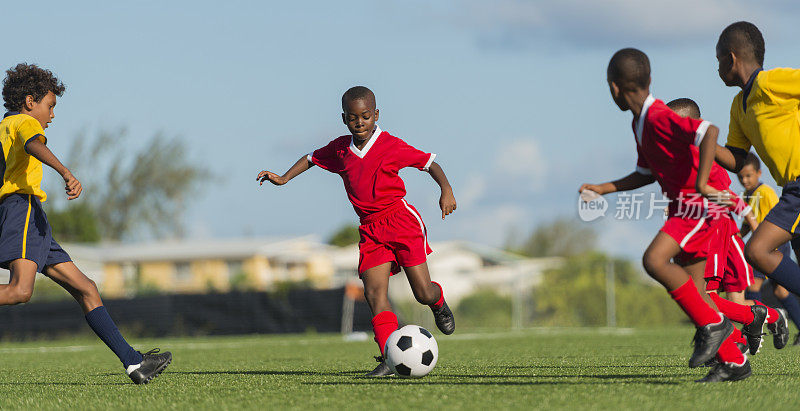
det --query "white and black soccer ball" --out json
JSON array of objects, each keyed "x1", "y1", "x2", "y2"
[{"x1": 384, "y1": 325, "x2": 438, "y2": 378}]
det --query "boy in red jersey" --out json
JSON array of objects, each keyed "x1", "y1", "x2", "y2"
[
  {"x1": 666, "y1": 98, "x2": 788, "y2": 356},
  {"x1": 580, "y1": 49, "x2": 750, "y2": 382},
  {"x1": 258, "y1": 86, "x2": 456, "y2": 377}
]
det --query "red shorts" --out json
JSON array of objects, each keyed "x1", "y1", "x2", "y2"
[
  {"x1": 661, "y1": 214, "x2": 754, "y2": 293},
  {"x1": 357, "y1": 199, "x2": 432, "y2": 276}
]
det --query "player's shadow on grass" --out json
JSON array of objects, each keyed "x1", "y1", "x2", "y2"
[
  {"x1": 0, "y1": 381, "x2": 129, "y2": 386},
  {"x1": 501, "y1": 364, "x2": 687, "y2": 369},
  {"x1": 170, "y1": 370, "x2": 365, "y2": 377},
  {"x1": 306, "y1": 379, "x2": 681, "y2": 386}
]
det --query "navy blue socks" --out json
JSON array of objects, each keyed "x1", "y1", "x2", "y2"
[
  {"x1": 745, "y1": 290, "x2": 762, "y2": 301},
  {"x1": 779, "y1": 294, "x2": 800, "y2": 330},
  {"x1": 85, "y1": 306, "x2": 143, "y2": 368},
  {"x1": 767, "y1": 253, "x2": 800, "y2": 296}
]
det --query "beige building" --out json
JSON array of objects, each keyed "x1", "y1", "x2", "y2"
[{"x1": 66, "y1": 236, "x2": 336, "y2": 298}]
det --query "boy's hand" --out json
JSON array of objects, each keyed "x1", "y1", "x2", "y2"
[
  {"x1": 439, "y1": 187, "x2": 457, "y2": 220},
  {"x1": 579, "y1": 183, "x2": 606, "y2": 198},
  {"x1": 257, "y1": 170, "x2": 288, "y2": 186},
  {"x1": 63, "y1": 172, "x2": 82, "y2": 200},
  {"x1": 697, "y1": 184, "x2": 734, "y2": 207}
]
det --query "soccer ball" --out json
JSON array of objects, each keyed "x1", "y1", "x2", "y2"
[{"x1": 384, "y1": 325, "x2": 438, "y2": 378}]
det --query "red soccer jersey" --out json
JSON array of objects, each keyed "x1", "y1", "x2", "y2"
[
  {"x1": 309, "y1": 126, "x2": 436, "y2": 219},
  {"x1": 633, "y1": 95, "x2": 735, "y2": 215}
]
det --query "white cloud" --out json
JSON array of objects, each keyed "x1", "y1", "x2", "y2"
[
  {"x1": 458, "y1": 175, "x2": 489, "y2": 208},
  {"x1": 453, "y1": 0, "x2": 794, "y2": 49},
  {"x1": 494, "y1": 139, "x2": 547, "y2": 190}
]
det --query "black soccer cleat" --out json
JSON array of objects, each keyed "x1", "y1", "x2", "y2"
[
  {"x1": 127, "y1": 348, "x2": 172, "y2": 385},
  {"x1": 767, "y1": 308, "x2": 790, "y2": 349},
  {"x1": 689, "y1": 317, "x2": 733, "y2": 368},
  {"x1": 794, "y1": 333, "x2": 800, "y2": 346},
  {"x1": 695, "y1": 359, "x2": 752, "y2": 383},
  {"x1": 431, "y1": 300, "x2": 455, "y2": 335},
  {"x1": 365, "y1": 356, "x2": 394, "y2": 377},
  {"x1": 741, "y1": 304, "x2": 768, "y2": 355}
]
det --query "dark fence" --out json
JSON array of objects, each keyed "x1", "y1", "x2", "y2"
[{"x1": 0, "y1": 288, "x2": 374, "y2": 340}]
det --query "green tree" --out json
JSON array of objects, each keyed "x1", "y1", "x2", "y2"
[
  {"x1": 47, "y1": 127, "x2": 208, "y2": 241},
  {"x1": 46, "y1": 202, "x2": 100, "y2": 243},
  {"x1": 328, "y1": 224, "x2": 360, "y2": 247},
  {"x1": 514, "y1": 217, "x2": 597, "y2": 257},
  {"x1": 532, "y1": 252, "x2": 685, "y2": 327}
]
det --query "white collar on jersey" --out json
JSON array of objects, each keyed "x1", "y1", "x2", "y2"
[
  {"x1": 349, "y1": 125, "x2": 382, "y2": 158},
  {"x1": 635, "y1": 94, "x2": 656, "y2": 146}
]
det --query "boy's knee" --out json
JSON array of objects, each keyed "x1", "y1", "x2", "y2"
[
  {"x1": 744, "y1": 241, "x2": 764, "y2": 266},
  {"x1": 641, "y1": 252, "x2": 661, "y2": 275}
]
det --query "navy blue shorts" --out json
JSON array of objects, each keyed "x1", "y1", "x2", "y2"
[
  {"x1": 765, "y1": 177, "x2": 800, "y2": 234},
  {"x1": 0, "y1": 193, "x2": 71, "y2": 272}
]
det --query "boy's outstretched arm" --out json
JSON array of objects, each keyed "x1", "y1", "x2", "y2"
[
  {"x1": 696, "y1": 125, "x2": 733, "y2": 206},
  {"x1": 257, "y1": 155, "x2": 314, "y2": 186},
  {"x1": 579, "y1": 171, "x2": 655, "y2": 196},
  {"x1": 25, "y1": 140, "x2": 82, "y2": 200},
  {"x1": 715, "y1": 145, "x2": 748, "y2": 173},
  {"x1": 427, "y1": 162, "x2": 456, "y2": 219}
]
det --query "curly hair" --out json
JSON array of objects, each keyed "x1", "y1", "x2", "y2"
[{"x1": 2, "y1": 63, "x2": 65, "y2": 111}]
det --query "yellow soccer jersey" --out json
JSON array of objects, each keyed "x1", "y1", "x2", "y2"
[
  {"x1": 0, "y1": 113, "x2": 48, "y2": 201},
  {"x1": 747, "y1": 183, "x2": 779, "y2": 224},
  {"x1": 726, "y1": 68, "x2": 800, "y2": 186}
]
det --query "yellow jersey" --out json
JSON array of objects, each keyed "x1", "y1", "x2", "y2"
[
  {"x1": 746, "y1": 183, "x2": 779, "y2": 224},
  {"x1": 726, "y1": 68, "x2": 800, "y2": 186},
  {"x1": 0, "y1": 112, "x2": 48, "y2": 201}
]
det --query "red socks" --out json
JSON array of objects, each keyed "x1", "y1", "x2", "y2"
[
  {"x1": 715, "y1": 330, "x2": 747, "y2": 366},
  {"x1": 429, "y1": 282, "x2": 444, "y2": 309},
  {"x1": 669, "y1": 279, "x2": 722, "y2": 327},
  {"x1": 708, "y1": 292, "x2": 755, "y2": 324},
  {"x1": 732, "y1": 327, "x2": 747, "y2": 347},
  {"x1": 754, "y1": 300, "x2": 780, "y2": 324},
  {"x1": 371, "y1": 311, "x2": 398, "y2": 355}
]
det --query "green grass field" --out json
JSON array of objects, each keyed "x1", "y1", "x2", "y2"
[{"x1": 1, "y1": 327, "x2": 799, "y2": 410}]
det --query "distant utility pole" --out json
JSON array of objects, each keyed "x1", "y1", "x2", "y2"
[{"x1": 606, "y1": 260, "x2": 616, "y2": 328}]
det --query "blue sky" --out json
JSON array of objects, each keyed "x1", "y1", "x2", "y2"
[{"x1": 3, "y1": 0, "x2": 799, "y2": 258}]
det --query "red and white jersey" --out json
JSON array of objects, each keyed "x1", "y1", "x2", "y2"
[
  {"x1": 633, "y1": 95, "x2": 737, "y2": 217},
  {"x1": 309, "y1": 126, "x2": 436, "y2": 219}
]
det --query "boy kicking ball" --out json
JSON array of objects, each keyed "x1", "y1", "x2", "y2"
[
  {"x1": 580, "y1": 49, "x2": 750, "y2": 382},
  {"x1": 0, "y1": 63, "x2": 171, "y2": 384},
  {"x1": 258, "y1": 86, "x2": 456, "y2": 377}
]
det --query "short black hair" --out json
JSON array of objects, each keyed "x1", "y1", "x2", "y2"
[
  {"x1": 2, "y1": 63, "x2": 65, "y2": 112},
  {"x1": 718, "y1": 21, "x2": 765, "y2": 66},
  {"x1": 341, "y1": 86, "x2": 375, "y2": 111},
  {"x1": 743, "y1": 151, "x2": 761, "y2": 171},
  {"x1": 666, "y1": 98, "x2": 701, "y2": 119},
  {"x1": 607, "y1": 48, "x2": 650, "y2": 91}
]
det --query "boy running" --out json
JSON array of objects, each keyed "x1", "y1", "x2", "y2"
[
  {"x1": 667, "y1": 98, "x2": 788, "y2": 353},
  {"x1": 0, "y1": 63, "x2": 171, "y2": 384},
  {"x1": 580, "y1": 49, "x2": 750, "y2": 382},
  {"x1": 737, "y1": 152, "x2": 798, "y2": 346},
  {"x1": 258, "y1": 86, "x2": 456, "y2": 377},
  {"x1": 711, "y1": 21, "x2": 800, "y2": 314}
]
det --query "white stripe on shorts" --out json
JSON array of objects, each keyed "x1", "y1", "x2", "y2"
[{"x1": 401, "y1": 199, "x2": 427, "y2": 256}]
